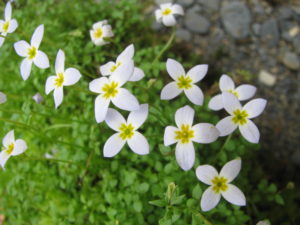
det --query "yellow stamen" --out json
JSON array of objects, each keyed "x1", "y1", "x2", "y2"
[
  {"x1": 27, "y1": 46, "x2": 37, "y2": 60},
  {"x1": 211, "y1": 176, "x2": 228, "y2": 193},
  {"x1": 2, "y1": 21, "x2": 10, "y2": 33},
  {"x1": 228, "y1": 89, "x2": 239, "y2": 98},
  {"x1": 232, "y1": 109, "x2": 248, "y2": 125},
  {"x1": 162, "y1": 8, "x2": 172, "y2": 16},
  {"x1": 6, "y1": 143, "x2": 14, "y2": 155},
  {"x1": 102, "y1": 81, "x2": 119, "y2": 99},
  {"x1": 55, "y1": 73, "x2": 64, "y2": 88},
  {"x1": 110, "y1": 62, "x2": 121, "y2": 73},
  {"x1": 177, "y1": 75, "x2": 193, "y2": 90},
  {"x1": 119, "y1": 123, "x2": 135, "y2": 140},
  {"x1": 94, "y1": 28, "x2": 103, "y2": 39},
  {"x1": 175, "y1": 124, "x2": 194, "y2": 144}
]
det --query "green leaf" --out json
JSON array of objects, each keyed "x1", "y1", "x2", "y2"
[{"x1": 149, "y1": 199, "x2": 166, "y2": 207}]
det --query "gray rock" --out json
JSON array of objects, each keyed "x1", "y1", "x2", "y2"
[
  {"x1": 176, "y1": 28, "x2": 192, "y2": 42},
  {"x1": 258, "y1": 70, "x2": 277, "y2": 86},
  {"x1": 260, "y1": 18, "x2": 279, "y2": 47},
  {"x1": 281, "y1": 51, "x2": 300, "y2": 70},
  {"x1": 278, "y1": 7, "x2": 294, "y2": 20},
  {"x1": 252, "y1": 23, "x2": 261, "y2": 36},
  {"x1": 220, "y1": 2, "x2": 252, "y2": 39},
  {"x1": 293, "y1": 34, "x2": 300, "y2": 54},
  {"x1": 155, "y1": 0, "x2": 171, "y2": 4},
  {"x1": 279, "y1": 20, "x2": 299, "y2": 42},
  {"x1": 177, "y1": 0, "x2": 194, "y2": 7},
  {"x1": 198, "y1": 0, "x2": 220, "y2": 12},
  {"x1": 184, "y1": 12, "x2": 210, "y2": 34}
]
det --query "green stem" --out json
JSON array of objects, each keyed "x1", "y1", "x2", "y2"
[
  {"x1": 189, "y1": 208, "x2": 214, "y2": 225},
  {"x1": 219, "y1": 133, "x2": 233, "y2": 152},
  {"x1": 23, "y1": 155, "x2": 75, "y2": 164},
  {"x1": 153, "y1": 27, "x2": 176, "y2": 63}
]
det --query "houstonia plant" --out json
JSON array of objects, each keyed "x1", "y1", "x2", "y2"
[{"x1": 0, "y1": 1, "x2": 272, "y2": 224}]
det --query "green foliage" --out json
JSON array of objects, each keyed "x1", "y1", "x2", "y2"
[{"x1": 0, "y1": 0, "x2": 294, "y2": 224}]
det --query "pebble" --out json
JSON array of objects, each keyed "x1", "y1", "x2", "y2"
[
  {"x1": 260, "y1": 18, "x2": 279, "y2": 47},
  {"x1": 176, "y1": 28, "x2": 192, "y2": 41},
  {"x1": 177, "y1": 0, "x2": 194, "y2": 7},
  {"x1": 184, "y1": 12, "x2": 210, "y2": 34},
  {"x1": 198, "y1": 0, "x2": 220, "y2": 12},
  {"x1": 258, "y1": 70, "x2": 277, "y2": 86},
  {"x1": 281, "y1": 51, "x2": 300, "y2": 70}
]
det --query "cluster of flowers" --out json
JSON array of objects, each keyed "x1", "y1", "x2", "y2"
[{"x1": 0, "y1": 1, "x2": 267, "y2": 214}]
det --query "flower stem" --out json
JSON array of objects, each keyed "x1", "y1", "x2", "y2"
[
  {"x1": 23, "y1": 155, "x2": 76, "y2": 164},
  {"x1": 189, "y1": 208, "x2": 214, "y2": 225},
  {"x1": 219, "y1": 133, "x2": 233, "y2": 152},
  {"x1": 153, "y1": 27, "x2": 176, "y2": 63}
]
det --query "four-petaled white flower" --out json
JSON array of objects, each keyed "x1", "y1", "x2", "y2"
[
  {"x1": 90, "y1": 20, "x2": 114, "y2": 46},
  {"x1": 14, "y1": 24, "x2": 50, "y2": 80},
  {"x1": 155, "y1": 3, "x2": 184, "y2": 27},
  {"x1": 100, "y1": 44, "x2": 144, "y2": 82},
  {"x1": 209, "y1": 74, "x2": 257, "y2": 111},
  {"x1": 89, "y1": 61, "x2": 139, "y2": 123},
  {"x1": 0, "y1": 2, "x2": 18, "y2": 47},
  {"x1": 196, "y1": 158, "x2": 246, "y2": 211},
  {"x1": 164, "y1": 105, "x2": 219, "y2": 171},
  {"x1": 161, "y1": 59, "x2": 208, "y2": 105},
  {"x1": 45, "y1": 49, "x2": 81, "y2": 108},
  {"x1": 0, "y1": 91, "x2": 7, "y2": 104},
  {"x1": 216, "y1": 92, "x2": 267, "y2": 143},
  {"x1": 0, "y1": 130, "x2": 27, "y2": 169},
  {"x1": 104, "y1": 104, "x2": 149, "y2": 157}
]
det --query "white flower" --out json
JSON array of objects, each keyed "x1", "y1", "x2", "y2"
[
  {"x1": 0, "y1": 2, "x2": 18, "y2": 47},
  {"x1": 14, "y1": 24, "x2": 50, "y2": 80},
  {"x1": 161, "y1": 59, "x2": 208, "y2": 105},
  {"x1": 100, "y1": 44, "x2": 144, "y2": 82},
  {"x1": 155, "y1": 3, "x2": 184, "y2": 27},
  {"x1": 45, "y1": 49, "x2": 81, "y2": 108},
  {"x1": 196, "y1": 158, "x2": 246, "y2": 211},
  {"x1": 216, "y1": 92, "x2": 267, "y2": 143},
  {"x1": 0, "y1": 130, "x2": 27, "y2": 169},
  {"x1": 0, "y1": 92, "x2": 7, "y2": 104},
  {"x1": 89, "y1": 61, "x2": 139, "y2": 123},
  {"x1": 90, "y1": 20, "x2": 113, "y2": 46},
  {"x1": 104, "y1": 104, "x2": 149, "y2": 157},
  {"x1": 164, "y1": 105, "x2": 219, "y2": 171},
  {"x1": 209, "y1": 74, "x2": 257, "y2": 111}
]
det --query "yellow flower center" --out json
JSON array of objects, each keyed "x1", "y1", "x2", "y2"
[
  {"x1": 211, "y1": 176, "x2": 228, "y2": 193},
  {"x1": 232, "y1": 109, "x2": 248, "y2": 125},
  {"x1": 94, "y1": 28, "x2": 103, "y2": 39},
  {"x1": 175, "y1": 124, "x2": 194, "y2": 144},
  {"x1": 177, "y1": 75, "x2": 193, "y2": 90},
  {"x1": 2, "y1": 21, "x2": 10, "y2": 33},
  {"x1": 55, "y1": 73, "x2": 64, "y2": 88},
  {"x1": 102, "y1": 81, "x2": 119, "y2": 99},
  {"x1": 6, "y1": 143, "x2": 14, "y2": 155},
  {"x1": 119, "y1": 123, "x2": 135, "y2": 140},
  {"x1": 27, "y1": 46, "x2": 37, "y2": 60},
  {"x1": 110, "y1": 62, "x2": 121, "y2": 73},
  {"x1": 228, "y1": 89, "x2": 239, "y2": 98},
  {"x1": 162, "y1": 8, "x2": 172, "y2": 16}
]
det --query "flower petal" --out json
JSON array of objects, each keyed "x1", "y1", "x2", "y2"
[
  {"x1": 0, "y1": 92, "x2": 7, "y2": 104},
  {"x1": 166, "y1": 58, "x2": 185, "y2": 80},
  {"x1": 20, "y1": 58, "x2": 33, "y2": 81},
  {"x1": 55, "y1": 49, "x2": 65, "y2": 74},
  {"x1": 184, "y1": 85, "x2": 204, "y2": 106},
  {"x1": 111, "y1": 88, "x2": 139, "y2": 111},
  {"x1": 239, "y1": 119, "x2": 260, "y2": 143},
  {"x1": 54, "y1": 87, "x2": 63, "y2": 108},
  {"x1": 196, "y1": 165, "x2": 218, "y2": 185},
  {"x1": 243, "y1": 99, "x2": 267, "y2": 119},
  {"x1": 11, "y1": 139, "x2": 27, "y2": 156},
  {"x1": 5, "y1": 2, "x2": 12, "y2": 21},
  {"x1": 3, "y1": 130, "x2": 14, "y2": 148},
  {"x1": 235, "y1": 84, "x2": 257, "y2": 101},
  {"x1": 175, "y1": 105, "x2": 194, "y2": 127},
  {"x1": 155, "y1": 9, "x2": 162, "y2": 21},
  {"x1": 33, "y1": 50, "x2": 49, "y2": 69},
  {"x1": 8, "y1": 19, "x2": 18, "y2": 33},
  {"x1": 110, "y1": 60, "x2": 134, "y2": 87},
  {"x1": 175, "y1": 142, "x2": 195, "y2": 171},
  {"x1": 31, "y1": 24, "x2": 44, "y2": 48},
  {"x1": 45, "y1": 76, "x2": 56, "y2": 94},
  {"x1": 105, "y1": 108, "x2": 126, "y2": 131},
  {"x1": 128, "y1": 131, "x2": 149, "y2": 155},
  {"x1": 102, "y1": 25, "x2": 114, "y2": 37},
  {"x1": 14, "y1": 40, "x2": 30, "y2": 57},
  {"x1": 222, "y1": 92, "x2": 242, "y2": 115},
  {"x1": 0, "y1": 37, "x2": 5, "y2": 47},
  {"x1": 117, "y1": 44, "x2": 134, "y2": 62},
  {"x1": 216, "y1": 116, "x2": 237, "y2": 136},
  {"x1": 171, "y1": 4, "x2": 184, "y2": 15},
  {"x1": 160, "y1": 81, "x2": 182, "y2": 100},
  {"x1": 192, "y1": 123, "x2": 220, "y2": 144},
  {"x1": 187, "y1": 64, "x2": 208, "y2": 83},
  {"x1": 95, "y1": 95, "x2": 110, "y2": 123},
  {"x1": 0, "y1": 151, "x2": 10, "y2": 169},
  {"x1": 222, "y1": 184, "x2": 246, "y2": 206},
  {"x1": 220, "y1": 158, "x2": 241, "y2": 183},
  {"x1": 162, "y1": 14, "x2": 176, "y2": 26},
  {"x1": 100, "y1": 61, "x2": 115, "y2": 76},
  {"x1": 164, "y1": 126, "x2": 178, "y2": 146},
  {"x1": 103, "y1": 133, "x2": 126, "y2": 157},
  {"x1": 201, "y1": 187, "x2": 221, "y2": 212},
  {"x1": 127, "y1": 104, "x2": 148, "y2": 129},
  {"x1": 220, "y1": 74, "x2": 235, "y2": 91},
  {"x1": 63, "y1": 68, "x2": 81, "y2": 86},
  {"x1": 129, "y1": 67, "x2": 144, "y2": 82},
  {"x1": 208, "y1": 94, "x2": 223, "y2": 111},
  {"x1": 89, "y1": 77, "x2": 109, "y2": 94}
]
